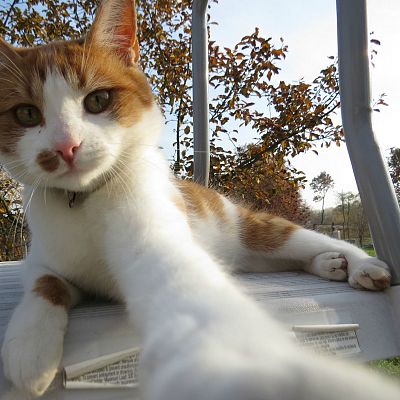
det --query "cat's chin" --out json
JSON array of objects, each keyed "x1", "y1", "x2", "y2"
[{"x1": 49, "y1": 168, "x2": 108, "y2": 193}]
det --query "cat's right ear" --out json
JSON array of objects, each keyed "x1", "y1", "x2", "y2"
[
  {"x1": 0, "y1": 38, "x2": 20, "y2": 63},
  {"x1": 0, "y1": 36, "x2": 17, "y2": 57},
  {"x1": 87, "y1": 0, "x2": 139, "y2": 66}
]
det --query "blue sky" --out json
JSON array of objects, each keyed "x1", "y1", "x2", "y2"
[{"x1": 160, "y1": 0, "x2": 400, "y2": 209}]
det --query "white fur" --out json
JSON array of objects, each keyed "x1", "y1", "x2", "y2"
[
  {"x1": 2, "y1": 294, "x2": 67, "y2": 396},
  {"x1": 1, "y1": 71, "x2": 399, "y2": 400}
]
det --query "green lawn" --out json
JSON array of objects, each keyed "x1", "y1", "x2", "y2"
[
  {"x1": 370, "y1": 357, "x2": 400, "y2": 379},
  {"x1": 364, "y1": 248, "x2": 376, "y2": 257},
  {"x1": 363, "y1": 247, "x2": 400, "y2": 378}
]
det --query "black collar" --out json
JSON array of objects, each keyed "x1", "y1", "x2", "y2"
[{"x1": 62, "y1": 174, "x2": 113, "y2": 208}]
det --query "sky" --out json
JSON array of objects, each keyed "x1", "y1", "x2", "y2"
[{"x1": 161, "y1": 0, "x2": 400, "y2": 209}]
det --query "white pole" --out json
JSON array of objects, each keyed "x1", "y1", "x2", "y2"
[
  {"x1": 192, "y1": 0, "x2": 210, "y2": 186},
  {"x1": 336, "y1": 0, "x2": 400, "y2": 283}
]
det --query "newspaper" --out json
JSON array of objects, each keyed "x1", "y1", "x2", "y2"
[
  {"x1": 63, "y1": 347, "x2": 140, "y2": 389},
  {"x1": 61, "y1": 323, "x2": 361, "y2": 389},
  {"x1": 292, "y1": 324, "x2": 361, "y2": 356}
]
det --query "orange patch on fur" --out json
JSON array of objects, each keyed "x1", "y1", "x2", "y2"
[
  {"x1": 36, "y1": 150, "x2": 60, "y2": 172},
  {"x1": 239, "y1": 208, "x2": 298, "y2": 252},
  {"x1": 173, "y1": 192, "x2": 187, "y2": 214},
  {"x1": 0, "y1": 119, "x2": 25, "y2": 154},
  {"x1": 33, "y1": 275, "x2": 71, "y2": 309},
  {"x1": 176, "y1": 180, "x2": 225, "y2": 220}
]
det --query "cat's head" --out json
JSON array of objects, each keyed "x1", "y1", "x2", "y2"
[{"x1": 0, "y1": 0, "x2": 161, "y2": 192}]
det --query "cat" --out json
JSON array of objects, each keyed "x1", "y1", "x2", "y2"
[{"x1": 0, "y1": 0, "x2": 398, "y2": 399}]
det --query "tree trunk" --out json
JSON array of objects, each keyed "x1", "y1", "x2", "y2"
[
  {"x1": 341, "y1": 195, "x2": 346, "y2": 239},
  {"x1": 320, "y1": 196, "x2": 325, "y2": 225}
]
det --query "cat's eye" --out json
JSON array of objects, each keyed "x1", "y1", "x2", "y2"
[
  {"x1": 14, "y1": 105, "x2": 42, "y2": 127},
  {"x1": 84, "y1": 89, "x2": 111, "y2": 114}
]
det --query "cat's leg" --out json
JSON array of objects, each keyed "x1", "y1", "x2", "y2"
[
  {"x1": 111, "y1": 235, "x2": 400, "y2": 400},
  {"x1": 294, "y1": 228, "x2": 390, "y2": 290},
  {"x1": 237, "y1": 211, "x2": 391, "y2": 290},
  {"x1": 1, "y1": 262, "x2": 81, "y2": 397}
]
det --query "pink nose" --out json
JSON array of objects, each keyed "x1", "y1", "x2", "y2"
[{"x1": 54, "y1": 140, "x2": 81, "y2": 166}]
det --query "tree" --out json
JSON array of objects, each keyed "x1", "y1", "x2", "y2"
[
  {"x1": 0, "y1": 168, "x2": 26, "y2": 261},
  {"x1": 310, "y1": 171, "x2": 334, "y2": 225},
  {"x1": 388, "y1": 147, "x2": 400, "y2": 202},
  {"x1": 212, "y1": 144, "x2": 310, "y2": 224},
  {"x1": 333, "y1": 192, "x2": 370, "y2": 246},
  {"x1": 336, "y1": 191, "x2": 356, "y2": 239},
  {"x1": 350, "y1": 196, "x2": 369, "y2": 247}
]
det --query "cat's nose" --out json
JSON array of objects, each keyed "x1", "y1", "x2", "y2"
[{"x1": 54, "y1": 140, "x2": 81, "y2": 166}]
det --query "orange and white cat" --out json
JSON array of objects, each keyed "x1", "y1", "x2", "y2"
[{"x1": 0, "y1": 0, "x2": 398, "y2": 399}]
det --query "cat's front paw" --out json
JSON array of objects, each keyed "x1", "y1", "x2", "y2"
[
  {"x1": 2, "y1": 297, "x2": 67, "y2": 397},
  {"x1": 2, "y1": 335, "x2": 60, "y2": 397},
  {"x1": 348, "y1": 257, "x2": 391, "y2": 291},
  {"x1": 309, "y1": 252, "x2": 348, "y2": 281},
  {"x1": 144, "y1": 339, "x2": 294, "y2": 400}
]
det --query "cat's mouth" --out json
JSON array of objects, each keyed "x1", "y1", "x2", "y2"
[
  {"x1": 45, "y1": 154, "x2": 116, "y2": 193},
  {"x1": 59, "y1": 165, "x2": 83, "y2": 176}
]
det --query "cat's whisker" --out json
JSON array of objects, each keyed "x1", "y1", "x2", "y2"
[
  {"x1": 0, "y1": 53, "x2": 26, "y2": 84},
  {"x1": 2, "y1": 162, "x2": 30, "y2": 174},
  {"x1": 5, "y1": 164, "x2": 31, "y2": 183},
  {"x1": 80, "y1": 36, "x2": 88, "y2": 77},
  {"x1": 110, "y1": 166, "x2": 133, "y2": 200},
  {"x1": 0, "y1": 49, "x2": 25, "y2": 77},
  {"x1": 0, "y1": 59, "x2": 26, "y2": 86},
  {"x1": 81, "y1": 34, "x2": 97, "y2": 84},
  {"x1": 101, "y1": 170, "x2": 111, "y2": 199},
  {"x1": 108, "y1": 165, "x2": 133, "y2": 203},
  {"x1": 105, "y1": 167, "x2": 124, "y2": 201},
  {"x1": 43, "y1": 177, "x2": 49, "y2": 206},
  {"x1": 10, "y1": 175, "x2": 39, "y2": 255},
  {"x1": 9, "y1": 208, "x2": 23, "y2": 255},
  {"x1": 18, "y1": 176, "x2": 42, "y2": 251},
  {"x1": 0, "y1": 77, "x2": 19, "y2": 85},
  {"x1": 21, "y1": 176, "x2": 42, "y2": 242},
  {"x1": 2, "y1": 159, "x2": 29, "y2": 166}
]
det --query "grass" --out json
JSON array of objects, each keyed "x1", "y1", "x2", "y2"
[
  {"x1": 362, "y1": 246, "x2": 400, "y2": 378},
  {"x1": 369, "y1": 357, "x2": 400, "y2": 379},
  {"x1": 364, "y1": 248, "x2": 376, "y2": 257}
]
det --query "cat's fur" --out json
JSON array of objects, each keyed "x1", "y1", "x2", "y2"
[{"x1": 0, "y1": 0, "x2": 398, "y2": 399}]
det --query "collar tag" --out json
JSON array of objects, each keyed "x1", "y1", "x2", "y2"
[{"x1": 68, "y1": 192, "x2": 77, "y2": 208}]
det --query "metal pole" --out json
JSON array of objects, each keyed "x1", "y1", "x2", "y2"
[
  {"x1": 192, "y1": 0, "x2": 210, "y2": 186},
  {"x1": 336, "y1": 0, "x2": 400, "y2": 283}
]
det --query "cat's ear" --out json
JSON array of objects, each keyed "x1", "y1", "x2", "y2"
[
  {"x1": 0, "y1": 37, "x2": 21, "y2": 64},
  {"x1": 87, "y1": 0, "x2": 139, "y2": 65}
]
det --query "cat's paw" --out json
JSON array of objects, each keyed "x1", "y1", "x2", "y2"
[
  {"x1": 2, "y1": 297, "x2": 67, "y2": 397},
  {"x1": 348, "y1": 257, "x2": 391, "y2": 291},
  {"x1": 2, "y1": 335, "x2": 60, "y2": 397},
  {"x1": 309, "y1": 252, "x2": 348, "y2": 281},
  {"x1": 144, "y1": 337, "x2": 296, "y2": 400}
]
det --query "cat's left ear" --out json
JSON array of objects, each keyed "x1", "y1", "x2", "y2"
[{"x1": 88, "y1": 0, "x2": 139, "y2": 65}]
